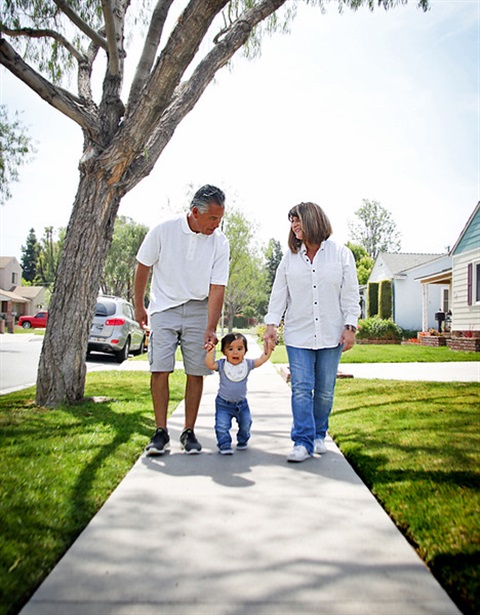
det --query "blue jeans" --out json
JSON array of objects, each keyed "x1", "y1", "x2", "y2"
[
  {"x1": 286, "y1": 345, "x2": 343, "y2": 454},
  {"x1": 215, "y1": 395, "x2": 252, "y2": 451}
]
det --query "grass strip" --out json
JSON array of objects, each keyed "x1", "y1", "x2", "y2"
[
  {"x1": 0, "y1": 370, "x2": 185, "y2": 615},
  {"x1": 268, "y1": 343, "x2": 480, "y2": 364},
  {"x1": 330, "y1": 379, "x2": 480, "y2": 615}
]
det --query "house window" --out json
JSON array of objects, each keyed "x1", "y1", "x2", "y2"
[
  {"x1": 442, "y1": 287, "x2": 449, "y2": 313},
  {"x1": 476, "y1": 263, "x2": 480, "y2": 304},
  {"x1": 468, "y1": 262, "x2": 480, "y2": 305},
  {"x1": 11, "y1": 272, "x2": 18, "y2": 285}
]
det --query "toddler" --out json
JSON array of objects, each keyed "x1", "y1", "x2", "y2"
[{"x1": 206, "y1": 333, "x2": 273, "y2": 454}]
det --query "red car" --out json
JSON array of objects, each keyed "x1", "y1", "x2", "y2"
[{"x1": 18, "y1": 311, "x2": 48, "y2": 329}]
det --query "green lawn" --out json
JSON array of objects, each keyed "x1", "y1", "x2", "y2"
[
  {"x1": 0, "y1": 371, "x2": 185, "y2": 615},
  {"x1": 331, "y1": 379, "x2": 480, "y2": 615},
  {"x1": 268, "y1": 342, "x2": 480, "y2": 364}
]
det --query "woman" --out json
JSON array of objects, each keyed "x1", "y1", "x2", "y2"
[{"x1": 264, "y1": 202, "x2": 360, "y2": 462}]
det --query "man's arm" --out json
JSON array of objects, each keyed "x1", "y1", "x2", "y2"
[
  {"x1": 133, "y1": 262, "x2": 151, "y2": 329},
  {"x1": 205, "y1": 284, "x2": 225, "y2": 347}
]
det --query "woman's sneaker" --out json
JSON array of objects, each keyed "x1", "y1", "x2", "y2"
[
  {"x1": 314, "y1": 437, "x2": 327, "y2": 454},
  {"x1": 145, "y1": 428, "x2": 170, "y2": 456},
  {"x1": 219, "y1": 447, "x2": 234, "y2": 455},
  {"x1": 236, "y1": 442, "x2": 248, "y2": 450},
  {"x1": 180, "y1": 429, "x2": 202, "y2": 454},
  {"x1": 287, "y1": 445, "x2": 311, "y2": 463}
]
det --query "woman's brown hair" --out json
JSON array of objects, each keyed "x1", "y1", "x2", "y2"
[{"x1": 287, "y1": 202, "x2": 333, "y2": 253}]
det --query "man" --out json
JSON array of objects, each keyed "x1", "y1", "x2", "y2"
[{"x1": 134, "y1": 185, "x2": 229, "y2": 455}]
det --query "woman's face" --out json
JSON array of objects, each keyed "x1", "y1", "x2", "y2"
[{"x1": 290, "y1": 215, "x2": 303, "y2": 240}]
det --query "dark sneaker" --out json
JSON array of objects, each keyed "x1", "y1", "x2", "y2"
[
  {"x1": 180, "y1": 429, "x2": 202, "y2": 454},
  {"x1": 145, "y1": 428, "x2": 170, "y2": 456},
  {"x1": 236, "y1": 442, "x2": 248, "y2": 450}
]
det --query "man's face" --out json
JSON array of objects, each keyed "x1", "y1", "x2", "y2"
[{"x1": 191, "y1": 203, "x2": 225, "y2": 235}]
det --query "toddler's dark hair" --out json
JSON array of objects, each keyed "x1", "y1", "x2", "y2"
[{"x1": 221, "y1": 332, "x2": 248, "y2": 354}]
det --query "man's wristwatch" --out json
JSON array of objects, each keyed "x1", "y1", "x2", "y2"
[{"x1": 344, "y1": 324, "x2": 357, "y2": 332}]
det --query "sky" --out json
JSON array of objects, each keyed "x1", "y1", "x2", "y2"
[{"x1": 0, "y1": 0, "x2": 478, "y2": 262}]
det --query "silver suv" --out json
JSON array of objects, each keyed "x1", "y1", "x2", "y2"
[{"x1": 87, "y1": 296, "x2": 146, "y2": 363}]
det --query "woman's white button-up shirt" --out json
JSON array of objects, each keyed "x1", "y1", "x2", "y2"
[{"x1": 265, "y1": 239, "x2": 361, "y2": 349}]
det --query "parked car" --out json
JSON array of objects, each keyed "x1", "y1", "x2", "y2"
[
  {"x1": 18, "y1": 311, "x2": 48, "y2": 329},
  {"x1": 87, "y1": 296, "x2": 146, "y2": 363}
]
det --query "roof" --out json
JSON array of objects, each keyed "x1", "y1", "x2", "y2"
[
  {"x1": 450, "y1": 201, "x2": 480, "y2": 255},
  {"x1": 0, "y1": 256, "x2": 20, "y2": 269},
  {"x1": 0, "y1": 289, "x2": 27, "y2": 303},
  {"x1": 376, "y1": 252, "x2": 444, "y2": 276},
  {"x1": 12, "y1": 285, "x2": 45, "y2": 300}
]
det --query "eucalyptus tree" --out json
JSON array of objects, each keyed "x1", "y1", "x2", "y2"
[
  {"x1": 0, "y1": 105, "x2": 34, "y2": 205},
  {"x1": 348, "y1": 199, "x2": 402, "y2": 259},
  {"x1": 0, "y1": 0, "x2": 428, "y2": 406}
]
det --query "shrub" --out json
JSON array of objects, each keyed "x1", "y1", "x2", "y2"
[
  {"x1": 378, "y1": 279, "x2": 393, "y2": 319},
  {"x1": 357, "y1": 316, "x2": 403, "y2": 340},
  {"x1": 367, "y1": 282, "x2": 379, "y2": 318}
]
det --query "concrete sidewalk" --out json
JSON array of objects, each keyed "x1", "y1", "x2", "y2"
[{"x1": 21, "y1": 351, "x2": 461, "y2": 614}]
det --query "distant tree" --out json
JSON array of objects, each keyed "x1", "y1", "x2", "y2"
[
  {"x1": 36, "y1": 226, "x2": 64, "y2": 288},
  {"x1": 21, "y1": 228, "x2": 40, "y2": 283},
  {"x1": 101, "y1": 216, "x2": 149, "y2": 302},
  {"x1": 223, "y1": 210, "x2": 267, "y2": 332},
  {"x1": 345, "y1": 241, "x2": 374, "y2": 285},
  {"x1": 0, "y1": 105, "x2": 35, "y2": 205},
  {"x1": 264, "y1": 238, "x2": 283, "y2": 293},
  {"x1": 348, "y1": 199, "x2": 401, "y2": 259}
]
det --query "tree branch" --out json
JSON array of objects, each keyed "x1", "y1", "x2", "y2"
[
  {"x1": 0, "y1": 25, "x2": 85, "y2": 63},
  {"x1": 0, "y1": 37, "x2": 102, "y2": 143},
  {"x1": 101, "y1": 0, "x2": 121, "y2": 75},
  {"x1": 52, "y1": 0, "x2": 107, "y2": 50},
  {"x1": 125, "y1": 0, "x2": 287, "y2": 188},
  {"x1": 123, "y1": 0, "x2": 229, "y2": 139},
  {"x1": 127, "y1": 0, "x2": 176, "y2": 107}
]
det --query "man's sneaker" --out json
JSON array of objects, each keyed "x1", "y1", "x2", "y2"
[
  {"x1": 219, "y1": 447, "x2": 234, "y2": 455},
  {"x1": 287, "y1": 445, "x2": 311, "y2": 463},
  {"x1": 314, "y1": 437, "x2": 327, "y2": 454},
  {"x1": 180, "y1": 429, "x2": 202, "y2": 454},
  {"x1": 145, "y1": 428, "x2": 170, "y2": 456},
  {"x1": 236, "y1": 443, "x2": 248, "y2": 450}
]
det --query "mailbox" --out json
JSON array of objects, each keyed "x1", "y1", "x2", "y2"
[{"x1": 435, "y1": 310, "x2": 446, "y2": 332}]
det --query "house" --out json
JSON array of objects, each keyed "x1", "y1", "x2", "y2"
[
  {"x1": 367, "y1": 252, "x2": 451, "y2": 331},
  {"x1": 0, "y1": 256, "x2": 47, "y2": 321},
  {"x1": 448, "y1": 202, "x2": 480, "y2": 349},
  {"x1": 0, "y1": 256, "x2": 22, "y2": 290}
]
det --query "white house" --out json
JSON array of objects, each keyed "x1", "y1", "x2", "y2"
[
  {"x1": 450, "y1": 202, "x2": 480, "y2": 334},
  {"x1": 0, "y1": 256, "x2": 47, "y2": 320},
  {"x1": 368, "y1": 252, "x2": 451, "y2": 331}
]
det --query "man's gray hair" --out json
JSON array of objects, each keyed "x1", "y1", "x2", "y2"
[{"x1": 190, "y1": 185, "x2": 225, "y2": 213}]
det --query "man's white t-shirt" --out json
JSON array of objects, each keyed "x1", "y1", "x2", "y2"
[{"x1": 136, "y1": 214, "x2": 230, "y2": 315}]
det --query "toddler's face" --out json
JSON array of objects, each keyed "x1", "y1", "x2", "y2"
[{"x1": 223, "y1": 340, "x2": 246, "y2": 365}]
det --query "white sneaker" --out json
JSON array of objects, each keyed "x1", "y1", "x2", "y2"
[
  {"x1": 219, "y1": 448, "x2": 234, "y2": 455},
  {"x1": 314, "y1": 438, "x2": 327, "y2": 454},
  {"x1": 287, "y1": 445, "x2": 311, "y2": 463}
]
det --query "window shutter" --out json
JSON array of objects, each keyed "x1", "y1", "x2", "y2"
[{"x1": 467, "y1": 263, "x2": 473, "y2": 306}]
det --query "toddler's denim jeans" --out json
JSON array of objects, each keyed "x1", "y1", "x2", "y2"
[{"x1": 215, "y1": 395, "x2": 252, "y2": 451}]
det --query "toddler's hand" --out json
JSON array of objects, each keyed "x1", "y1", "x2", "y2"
[{"x1": 204, "y1": 341, "x2": 215, "y2": 352}]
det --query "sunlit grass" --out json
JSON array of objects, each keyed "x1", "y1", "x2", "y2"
[
  {"x1": 331, "y1": 379, "x2": 480, "y2": 615},
  {"x1": 0, "y1": 370, "x2": 185, "y2": 615}
]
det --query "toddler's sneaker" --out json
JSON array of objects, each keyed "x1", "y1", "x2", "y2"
[
  {"x1": 219, "y1": 447, "x2": 234, "y2": 455},
  {"x1": 145, "y1": 428, "x2": 170, "y2": 456},
  {"x1": 314, "y1": 437, "x2": 327, "y2": 454},
  {"x1": 287, "y1": 445, "x2": 311, "y2": 463},
  {"x1": 180, "y1": 429, "x2": 202, "y2": 454}
]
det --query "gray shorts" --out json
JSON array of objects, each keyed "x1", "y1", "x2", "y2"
[{"x1": 148, "y1": 299, "x2": 212, "y2": 376}]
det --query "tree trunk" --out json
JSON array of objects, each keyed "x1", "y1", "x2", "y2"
[{"x1": 36, "y1": 170, "x2": 121, "y2": 407}]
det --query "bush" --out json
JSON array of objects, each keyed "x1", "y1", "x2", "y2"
[
  {"x1": 357, "y1": 316, "x2": 403, "y2": 340},
  {"x1": 378, "y1": 279, "x2": 393, "y2": 320},
  {"x1": 367, "y1": 282, "x2": 379, "y2": 318}
]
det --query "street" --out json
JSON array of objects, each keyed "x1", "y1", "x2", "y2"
[{"x1": 0, "y1": 334, "x2": 147, "y2": 395}]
